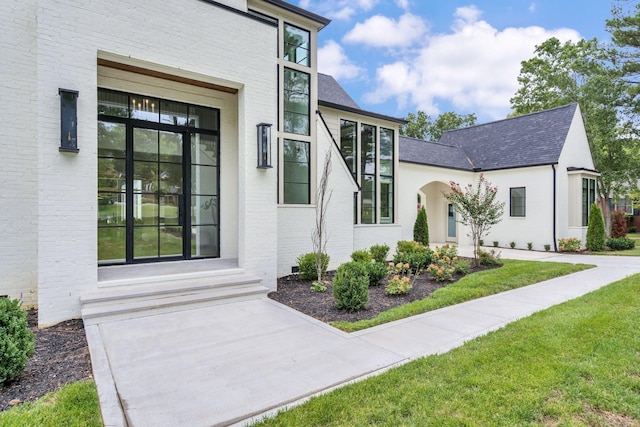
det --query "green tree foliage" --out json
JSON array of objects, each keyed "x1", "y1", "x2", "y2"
[
  {"x1": 401, "y1": 111, "x2": 476, "y2": 141},
  {"x1": 607, "y1": 0, "x2": 640, "y2": 105},
  {"x1": 444, "y1": 175, "x2": 505, "y2": 264},
  {"x1": 0, "y1": 298, "x2": 35, "y2": 385},
  {"x1": 586, "y1": 203, "x2": 606, "y2": 251},
  {"x1": 510, "y1": 37, "x2": 640, "y2": 233},
  {"x1": 413, "y1": 207, "x2": 429, "y2": 245}
]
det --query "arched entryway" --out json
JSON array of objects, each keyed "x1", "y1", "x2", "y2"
[{"x1": 417, "y1": 181, "x2": 457, "y2": 244}]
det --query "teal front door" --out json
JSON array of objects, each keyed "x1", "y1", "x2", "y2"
[{"x1": 447, "y1": 204, "x2": 457, "y2": 240}]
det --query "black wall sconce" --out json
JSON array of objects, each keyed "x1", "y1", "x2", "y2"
[
  {"x1": 256, "y1": 122, "x2": 272, "y2": 168},
  {"x1": 59, "y1": 88, "x2": 79, "y2": 153}
]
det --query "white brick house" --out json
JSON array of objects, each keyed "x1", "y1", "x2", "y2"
[{"x1": 1, "y1": 0, "x2": 597, "y2": 326}]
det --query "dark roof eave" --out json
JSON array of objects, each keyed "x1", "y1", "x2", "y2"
[
  {"x1": 260, "y1": 0, "x2": 331, "y2": 28},
  {"x1": 319, "y1": 100, "x2": 407, "y2": 124},
  {"x1": 567, "y1": 166, "x2": 600, "y2": 175},
  {"x1": 399, "y1": 159, "x2": 474, "y2": 172},
  {"x1": 473, "y1": 162, "x2": 559, "y2": 172}
]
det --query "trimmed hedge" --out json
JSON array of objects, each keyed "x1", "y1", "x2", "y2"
[
  {"x1": 333, "y1": 262, "x2": 369, "y2": 311},
  {"x1": 606, "y1": 237, "x2": 636, "y2": 251}
]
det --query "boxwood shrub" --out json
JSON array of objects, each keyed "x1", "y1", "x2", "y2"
[
  {"x1": 296, "y1": 252, "x2": 329, "y2": 280},
  {"x1": 606, "y1": 237, "x2": 636, "y2": 251},
  {"x1": 333, "y1": 262, "x2": 369, "y2": 311},
  {"x1": 1, "y1": 298, "x2": 35, "y2": 386}
]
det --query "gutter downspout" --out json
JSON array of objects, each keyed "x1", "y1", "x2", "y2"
[{"x1": 552, "y1": 164, "x2": 558, "y2": 252}]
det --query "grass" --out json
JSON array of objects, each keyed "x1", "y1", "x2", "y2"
[
  {"x1": 0, "y1": 380, "x2": 101, "y2": 427},
  {"x1": 330, "y1": 259, "x2": 593, "y2": 332},
  {"x1": 253, "y1": 273, "x2": 640, "y2": 426}
]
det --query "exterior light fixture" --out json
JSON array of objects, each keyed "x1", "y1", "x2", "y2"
[
  {"x1": 256, "y1": 122, "x2": 272, "y2": 168},
  {"x1": 59, "y1": 88, "x2": 79, "y2": 153}
]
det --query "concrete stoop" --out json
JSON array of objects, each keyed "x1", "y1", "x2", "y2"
[{"x1": 81, "y1": 268, "x2": 268, "y2": 325}]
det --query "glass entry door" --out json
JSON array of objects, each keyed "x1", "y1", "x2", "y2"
[
  {"x1": 447, "y1": 203, "x2": 457, "y2": 240},
  {"x1": 97, "y1": 89, "x2": 220, "y2": 265}
]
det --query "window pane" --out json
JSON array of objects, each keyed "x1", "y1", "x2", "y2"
[
  {"x1": 131, "y1": 95, "x2": 159, "y2": 122},
  {"x1": 283, "y1": 139, "x2": 309, "y2": 204},
  {"x1": 98, "y1": 158, "x2": 126, "y2": 192},
  {"x1": 134, "y1": 226, "x2": 159, "y2": 259},
  {"x1": 380, "y1": 177, "x2": 393, "y2": 224},
  {"x1": 191, "y1": 165, "x2": 218, "y2": 195},
  {"x1": 189, "y1": 106, "x2": 219, "y2": 131},
  {"x1": 159, "y1": 195, "x2": 180, "y2": 225},
  {"x1": 510, "y1": 187, "x2": 525, "y2": 217},
  {"x1": 98, "y1": 192, "x2": 125, "y2": 225},
  {"x1": 159, "y1": 163, "x2": 183, "y2": 194},
  {"x1": 133, "y1": 128, "x2": 158, "y2": 161},
  {"x1": 284, "y1": 68, "x2": 310, "y2": 135},
  {"x1": 98, "y1": 121, "x2": 126, "y2": 158},
  {"x1": 361, "y1": 175, "x2": 376, "y2": 224},
  {"x1": 380, "y1": 128, "x2": 394, "y2": 177},
  {"x1": 191, "y1": 133, "x2": 218, "y2": 166},
  {"x1": 160, "y1": 100, "x2": 188, "y2": 126},
  {"x1": 159, "y1": 131, "x2": 183, "y2": 163},
  {"x1": 192, "y1": 195, "x2": 218, "y2": 225},
  {"x1": 361, "y1": 125, "x2": 376, "y2": 175},
  {"x1": 340, "y1": 120, "x2": 356, "y2": 174},
  {"x1": 134, "y1": 193, "x2": 159, "y2": 225},
  {"x1": 98, "y1": 227, "x2": 126, "y2": 263},
  {"x1": 98, "y1": 90, "x2": 128, "y2": 118},
  {"x1": 284, "y1": 23, "x2": 310, "y2": 66},
  {"x1": 582, "y1": 178, "x2": 589, "y2": 226},
  {"x1": 160, "y1": 226, "x2": 183, "y2": 257},
  {"x1": 191, "y1": 225, "x2": 218, "y2": 257}
]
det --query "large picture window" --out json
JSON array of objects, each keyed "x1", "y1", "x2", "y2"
[
  {"x1": 510, "y1": 187, "x2": 526, "y2": 217},
  {"x1": 283, "y1": 139, "x2": 310, "y2": 204},
  {"x1": 283, "y1": 68, "x2": 310, "y2": 135},
  {"x1": 283, "y1": 23, "x2": 310, "y2": 66},
  {"x1": 379, "y1": 128, "x2": 394, "y2": 224},
  {"x1": 361, "y1": 124, "x2": 377, "y2": 224},
  {"x1": 582, "y1": 178, "x2": 596, "y2": 226},
  {"x1": 339, "y1": 119, "x2": 356, "y2": 175}
]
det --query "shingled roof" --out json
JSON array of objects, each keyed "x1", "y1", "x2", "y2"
[
  {"x1": 399, "y1": 136, "x2": 474, "y2": 171},
  {"x1": 318, "y1": 73, "x2": 406, "y2": 124},
  {"x1": 400, "y1": 103, "x2": 579, "y2": 171}
]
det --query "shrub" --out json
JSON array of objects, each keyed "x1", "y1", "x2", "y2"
[
  {"x1": 479, "y1": 239, "x2": 484, "y2": 246},
  {"x1": 413, "y1": 207, "x2": 429, "y2": 245},
  {"x1": 365, "y1": 261, "x2": 389, "y2": 286},
  {"x1": 477, "y1": 249, "x2": 502, "y2": 266},
  {"x1": 427, "y1": 261, "x2": 455, "y2": 281},
  {"x1": 558, "y1": 238, "x2": 581, "y2": 252},
  {"x1": 393, "y1": 241, "x2": 433, "y2": 274},
  {"x1": 527, "y1": 242, "x2": 533, "y2": 250},
  {"x1": 509, "y1": 241, "x2": 516, "y2": 249},
  {"x1": 611, "y1": 210, "x2": 627, "y2": 238},
  {"x1": 432, "y1": 244, "x2": 458, "y2": 262},
  {"x1": 493, "y1": 241, "x2": 499, "y2": 247},
  {"x1": 0, "y1": 298, "x2": 35, "y2": 386},
  {"x1": 296, "y1": 252, "x2": 329, "y2": 281},
  {"x1": 606, "y1": 237, "x2": 636, "y2": 250},
  {"x1": 385, "y1": 276, "x2": 412, "y2": 295},
  {"x1": 453, "y1": 259, "x2": 471, "y2": 275},
  {"x1": 310, "y1": 281, "x2": 327, "y2": 293},
  {"x1": 544, "y1": 244, "x2": 551, "y2": 252},
  {"x1": 630, "y1": 226, "x2": 637, "y2": 233},
  {"x1": 350, "y1": 249, "x2": 372, "y2": 263},
  {"x1": 369, "y1": 244, "x2": 390, "y2": 263},
  {"x1": 333, "y1": 262, "x2": 369, "y2": 311},
  {"x1": 586, "y1": 203, "x2": 606, "y2": 251}
]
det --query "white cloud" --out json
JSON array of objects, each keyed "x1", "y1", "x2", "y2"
[
  {"x1": 529, "y1": 2, "x2": 537, "y2": 13},
  {"x1": 395, "y1": 0, "x2": 410, "y2": 11},
  {"x1": 364, "y1": 6, "x2": 581, "y2": 119},
  {"x1": 298, "y1": 0, "x2": 378, "y2": 21},
  {"x1": 318, "y1": 40, "x2": 364, "y2": 79},
  {"x1": 343, "y1": 13, "x2": 428, "y2": 48}
]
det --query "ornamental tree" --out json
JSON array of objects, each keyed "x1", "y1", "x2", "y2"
[
  {"x1": 444, "y1": 175, "x2": 505, "y2": 264},
  {"x1": 413, "y1": 206, "x2": 429, "y2": 245}
]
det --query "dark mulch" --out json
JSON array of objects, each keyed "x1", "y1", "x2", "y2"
[
  {"x1": 269, "y1": 262, "x2": 493, "y2": 324},
  {"x1": 0, "y1": 309, "x2": 93, "y2": 412}
]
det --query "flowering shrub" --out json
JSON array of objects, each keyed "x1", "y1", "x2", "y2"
[
  {"x1": 393, "y1": 241, "x2": 432, "y2": 274},
  {"x1": 385, "y1": 262, "x2": 413, "y2": 295},
  {"x1": 477, "y1": 249, "x2": 502, "y2": 266},
  {"x1": 427, "y1": 261, "x2": 455, "y2": 281},
  {"x1": 558, "y1": 238, "x2": 581, "y2": 252}
]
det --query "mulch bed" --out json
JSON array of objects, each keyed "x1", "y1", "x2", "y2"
[
  {"x1": 0, "y1": 309, "x2": 93, "y2": 412},
  {"x1": 269, "y1": 261, "x2": 493, "y2": 324}
]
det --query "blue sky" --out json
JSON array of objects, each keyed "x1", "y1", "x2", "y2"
[{"x1": 298, "y1": 0, "x2": 614, "y2": 123}]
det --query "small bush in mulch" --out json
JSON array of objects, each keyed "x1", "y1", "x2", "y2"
[{"x1": 0, "y1": 298, "x2": 35, "y2": 387}]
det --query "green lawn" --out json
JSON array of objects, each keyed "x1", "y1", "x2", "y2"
[
  {"x1": 254, "y1": 273, "x2": 640, "y2": 426},
  {"x1": 0, "y1": 380, "x2": 101, "y2": 427},
  {"x1": 331, "y1": 259, "x2": 593, "y2": 332}
]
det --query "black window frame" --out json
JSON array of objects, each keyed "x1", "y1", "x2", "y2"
[{"x1": 510, "y1": 187, "x2": 526, "y2": 217}]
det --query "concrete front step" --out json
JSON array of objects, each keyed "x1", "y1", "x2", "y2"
[{"x1": 82, "y1": 272, "x2": 268, "y2": 324}]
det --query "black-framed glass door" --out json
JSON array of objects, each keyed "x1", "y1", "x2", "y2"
[{"x1": 98, "y1": 89, "x2": 220, "y2": 265}]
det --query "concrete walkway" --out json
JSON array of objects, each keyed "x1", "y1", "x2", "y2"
[{"x1": 86, "y1": 248, "x2": 640, "y2": 427}]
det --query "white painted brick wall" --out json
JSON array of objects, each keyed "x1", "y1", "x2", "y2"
[
  {"x1": 0, "y1": 1, "x2": 39, "y2": 306},
  {"x1": 2, "y1": 0, "x2": 277, "y2": 325}
]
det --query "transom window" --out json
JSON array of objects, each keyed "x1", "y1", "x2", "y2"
[
  {"x1": 283, "y1": 23, "x2": 310, "y2": 66},
  {"x1": 510, "y1": 187, "x2": 526, "y2": 217}
]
